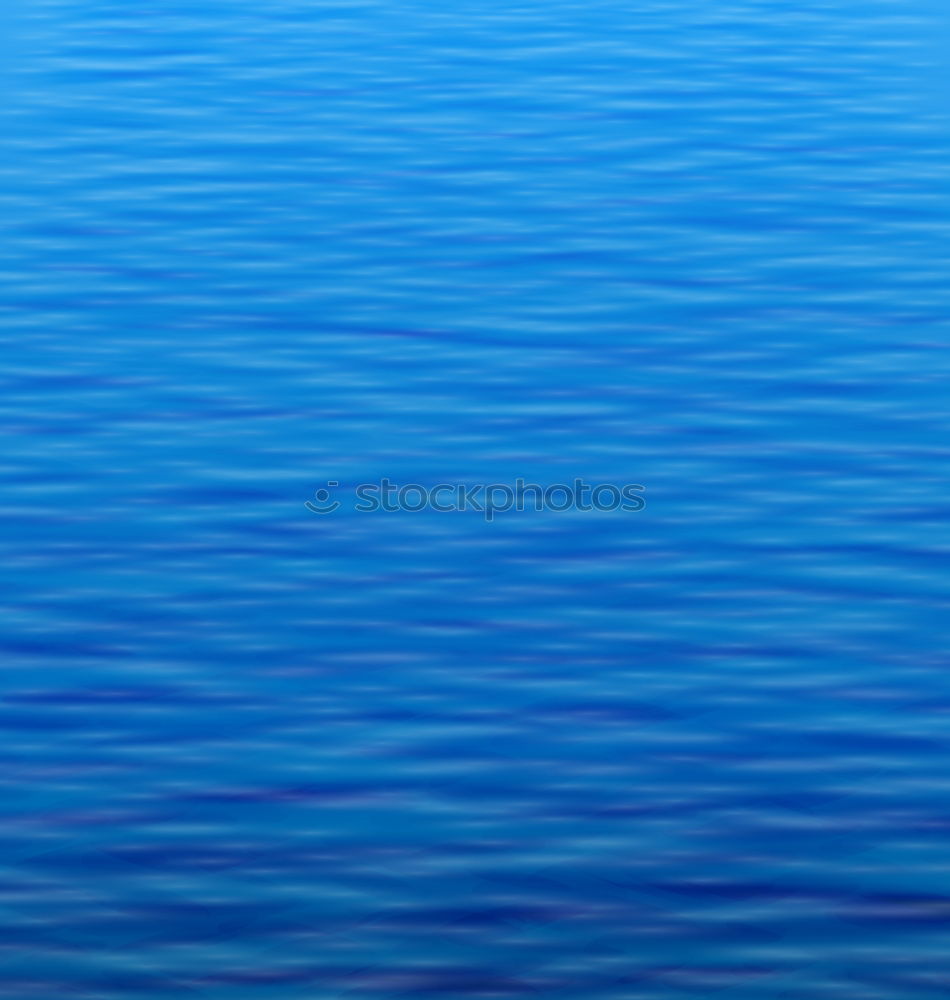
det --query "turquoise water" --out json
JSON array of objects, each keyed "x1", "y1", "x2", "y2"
[{"x1": 2, "y1": 1, "x2": 950, "y2": 997}]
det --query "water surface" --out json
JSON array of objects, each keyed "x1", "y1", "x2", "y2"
[{"x1": 2, "y1": 1, "x2": 950, "y2": 997}]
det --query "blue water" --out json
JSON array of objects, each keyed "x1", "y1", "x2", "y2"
[{"x1": 2, "y1": 1, "x2": 950, "y2": 997}]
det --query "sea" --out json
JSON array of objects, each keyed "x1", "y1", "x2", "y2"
[{"x1": 1, "y1": 1, "x2": 949, "y2": 997}]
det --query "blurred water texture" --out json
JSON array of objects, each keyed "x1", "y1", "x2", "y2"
[{"x1": 1, "y1": 1, "x2": 950, "y2": 997}]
